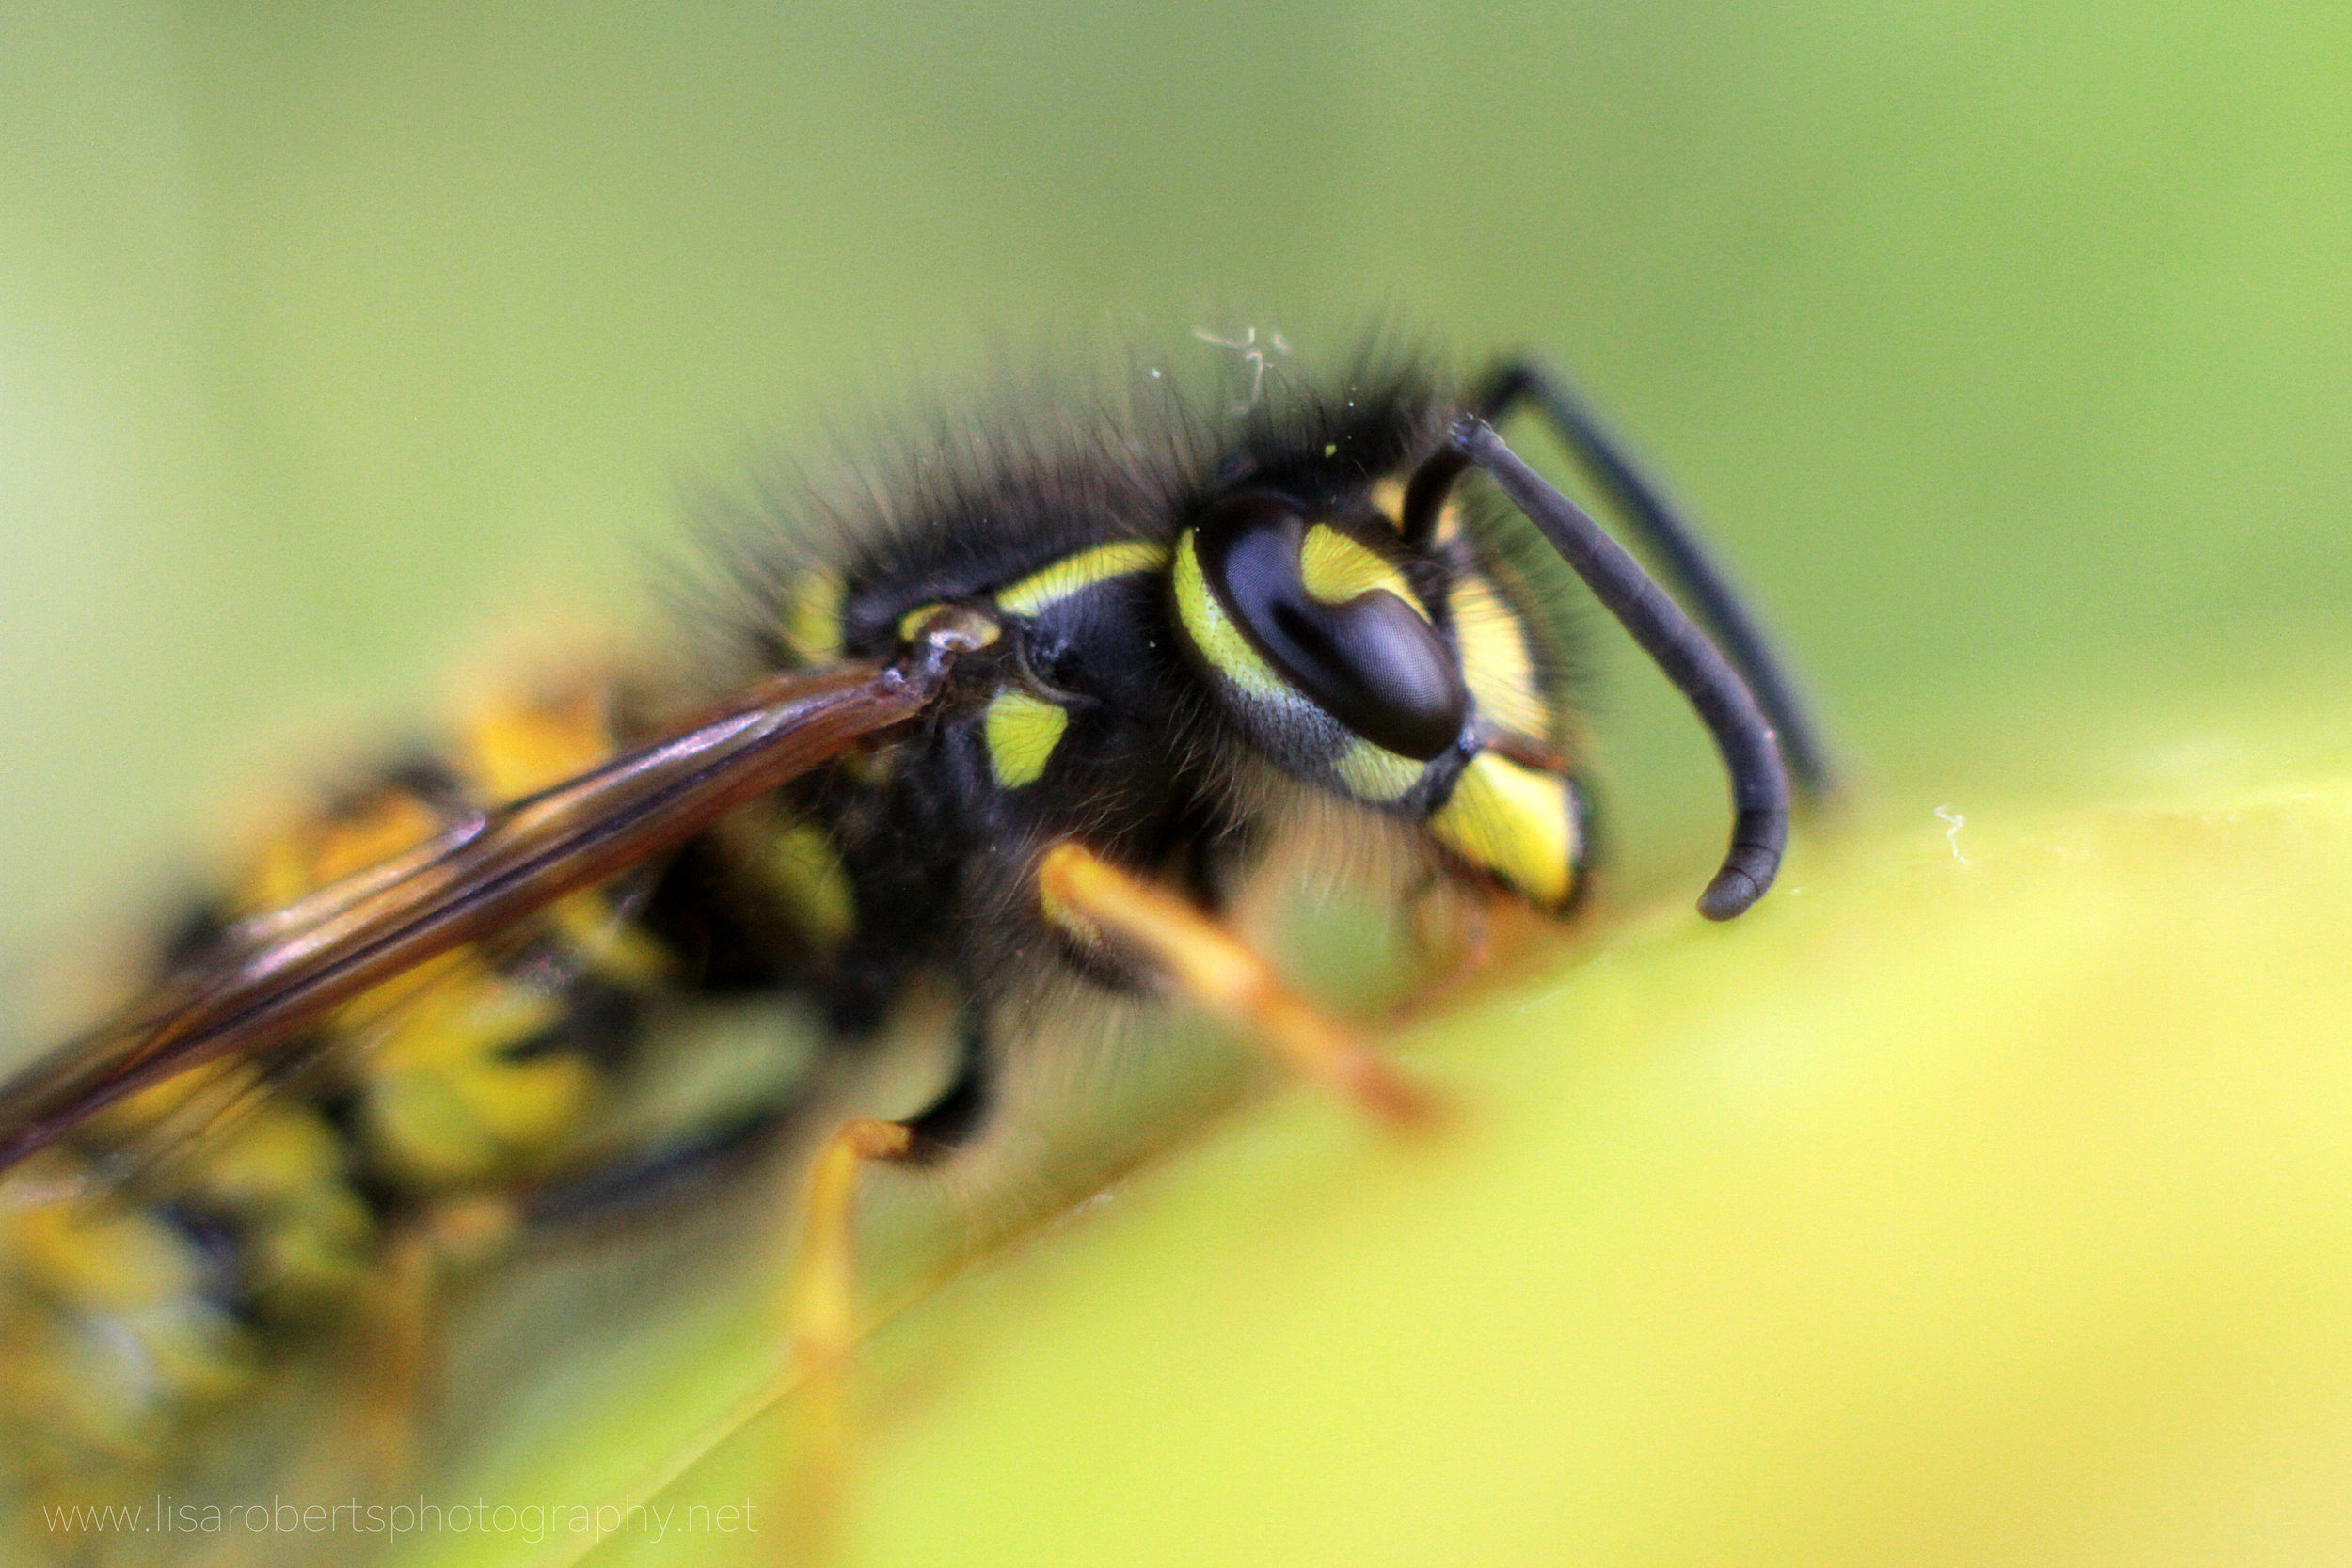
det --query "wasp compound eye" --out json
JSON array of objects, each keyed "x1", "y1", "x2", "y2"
[{"x1": 1192, "y1": 493, "x2": 1469, "y2": 760}]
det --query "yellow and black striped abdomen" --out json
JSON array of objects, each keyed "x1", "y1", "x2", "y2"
[{"x1": 0, "y1": 671, "x2": 680, "y2": 1528}]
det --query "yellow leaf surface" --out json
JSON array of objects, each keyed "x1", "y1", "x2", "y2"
[{"x1": 382, "y1": 763, "x2": 2352, "y2": 1568}]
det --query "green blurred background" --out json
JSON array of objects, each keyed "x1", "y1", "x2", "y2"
[
  {"x1": 7, "y1": 0, "x2": 2348, "y2": 961},
  {"x1": 7, "y1": 5, "x2": 2352, "y2": 1564}
]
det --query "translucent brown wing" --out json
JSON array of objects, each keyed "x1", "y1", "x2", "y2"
[{"x1": 0, "y1": 653, "x2": 953, "y2": 1172}]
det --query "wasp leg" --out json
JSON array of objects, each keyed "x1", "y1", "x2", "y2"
[
  {"x1": 283, "y1": 1198, "x2": 516, "y2": 1512},
  {"x1": 1034, "y1": 841, "x2": 1438, "y2": 1125},
  {"x1": 349, "y1": 1227, "x2": 437, "y2": 1487},
  {"x1": 771, "y1": 1021, "x2": 991, "y2": 1565},
  {"x1": 786, "y1": 1120, "x2": 914, "y2": 1379},
  {"x1": 787, "y1": 1011, "x2": 990, "y2": 1372}
]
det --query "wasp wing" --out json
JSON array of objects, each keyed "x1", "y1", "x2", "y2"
[
  {"x1": 79, "y1": 854, "x2": 671, "y2": 1199},
  {"x1": 0, "y1": 656, "x2": 945, "y2": 1172}
]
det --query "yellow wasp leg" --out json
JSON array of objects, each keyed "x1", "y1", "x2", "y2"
[
  {"x1": 348, "y1": 1228, "x2": 437, "y2": 1488},
  {"x1": 766, "y1": 842, "x2": 1438, "y2": 1560},
  {"x1": 767, "y1": 1117, "x2": 921, "y2": 1565},
  {"x1": 787, "y1": 1117, "x2": 916, "y2": 1377},
  {"x1": 1034, "y1": 840, "x2": 1438, "y2": 1126},
  {"x1": 346, "y1": 1200, "x2": 516, "y2": 1487},
  {"x1": 194, "y1": 1198, "x2": 518, "y2": 1560},
  {"x1": 780, "y1": 837, "x2": 1437, "y2": 1375}
]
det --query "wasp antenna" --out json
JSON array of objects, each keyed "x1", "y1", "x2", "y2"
[
  {"x1": 1472, "y1": 361, "x2": 1836, "y2": 802},
  {"x1": 1440, "y1": 417, "x2": 1788, "y2": 921}
]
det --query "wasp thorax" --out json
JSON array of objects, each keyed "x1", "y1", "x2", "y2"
[{"x1": 1173, "y1": 491, "x2": 1470, "y2": 796}]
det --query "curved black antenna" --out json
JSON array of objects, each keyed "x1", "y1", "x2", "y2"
[
  {"x1": 1441, "y1": 417, "x2": 1788, "y2": 921},
  {"x1": 1472, "y1": 360, "x2": 1836, "y2": 801}
]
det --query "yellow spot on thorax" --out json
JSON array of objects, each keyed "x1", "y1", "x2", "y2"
[
  {"x1": 896, "y1": 601, "x2": 949, "y2": 642},
  {"x1": 984, "y1": 689, "x2": 1071, "y2": 788},
  {"x1": 997, "y1": 539, "x2": 1171, "y2": 616}
]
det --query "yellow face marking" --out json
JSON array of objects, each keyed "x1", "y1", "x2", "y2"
[
  {"x1": 1335, "y1": 737, "x2": 1423, "y2": 801},
  {"x1": 1173, "y1": 529, "x2": 1293, "y2": 703},
  {"x1": 1430, "y1": 752, "x2": 1580, "y2": 910},
  {"x1": 1365, "y1": 475, "x2": 1459, "y2": 539},
  {"x1": 1450, "y1": 571, "x2": 1551, "y2": 740},
  {"x1": 782, "y1": 568, "x2": 845, "y2": 661},
  {"x1": 984, "y1": 689, "x2": 1071, "y2": 789},
  {"x1": 996, "y1": 539, "x2": 1171, "y2": 617},
  {"x1": 1297, "y1": 525, "x2": 1428, "y2": 621}
]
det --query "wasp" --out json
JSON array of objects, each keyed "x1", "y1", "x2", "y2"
[{"x1": 0, "y1": 339, "x2": 1829, "y2": 1559}]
